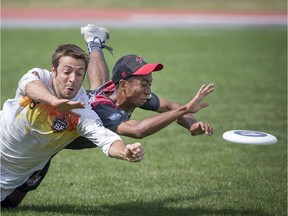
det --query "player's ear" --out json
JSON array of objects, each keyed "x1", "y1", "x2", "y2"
[
  {"x1": 119, "y1": 80, "x2": 127, "y2": 94},
  {"x1": 119, "y1": 79, "x2": 126, "y2": 88},
  {"x1": 51, "y1": 65, "x2": 57, "y2": 77}
]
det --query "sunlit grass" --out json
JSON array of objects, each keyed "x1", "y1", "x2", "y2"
[{"x1": 1, "y1": 28, "x2": 287, "y2": 216}]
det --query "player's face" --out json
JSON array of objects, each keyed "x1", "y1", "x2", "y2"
[
  {"x1": 124, "y1": 74, "x2": 153, "y2": 107},
  {"x1": 52, "y1": 56, "x2": 86, "y2": 99}
]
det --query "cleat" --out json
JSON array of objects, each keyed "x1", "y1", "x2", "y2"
[
  {"x1": 81, "y1": 24, "x2": 110, "y2": 44},
  {"x1": 81, "y1": 24, "x2": 113, "y2": 55}
]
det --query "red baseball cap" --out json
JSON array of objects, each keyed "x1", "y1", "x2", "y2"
[{"x1": 112, "y1": 54, "x2": 163, "y2": 84}]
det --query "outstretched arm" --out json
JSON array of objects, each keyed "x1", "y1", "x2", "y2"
[
  {"x1": 25, "y1": 80, "x2": 84, "y2": 116},
  {"x1": 158, "y1": 97, "x2": 213, "y2": 136},
  {"x1": 115, "y1": 84, "x2": 214, "y2": 138},
  {"x1": 108, "y1": 140, "x2": 144, "y2": 162}
]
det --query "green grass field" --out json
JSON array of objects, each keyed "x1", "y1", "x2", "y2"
[
  {"x1": 2, "y1": 0, "x2": 286, "y2": 11},
  {"x1": 1, "y1": 27, "x2": 287, "y2": 216}
]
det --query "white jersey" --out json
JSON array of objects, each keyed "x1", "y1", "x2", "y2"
[{"x1": 0, "y1": 68, "x2": 121, "y2": 199}]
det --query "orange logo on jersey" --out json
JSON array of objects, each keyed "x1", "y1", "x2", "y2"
[{"x1": 19, "y1": 95, "x2": 79, "y2": 133}]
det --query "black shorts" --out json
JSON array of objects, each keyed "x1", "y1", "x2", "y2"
[
  {"x1": 17, "y1": 137, "x2": 95, "y2": 193},
  {"x1": 65, "y1": 136, "x2": 96, "y2": 150},
  {"x1": 17, "y1": 159, "x2": 51, "y2": 193}
]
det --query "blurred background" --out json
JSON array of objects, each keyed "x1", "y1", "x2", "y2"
[
  {"x1": 1, "y1": 0, "x2": 287, "y2": 29},
  {"x1": 1, "y1": 0, "x2": 286, "y2": 10}
]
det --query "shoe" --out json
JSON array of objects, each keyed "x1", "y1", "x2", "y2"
[
  {"x1": 81, "y1": 24, "x2": 113, "y2": 55},
  {"x1": 81, "y1": 24, "x2": 110, "y2": 44}
]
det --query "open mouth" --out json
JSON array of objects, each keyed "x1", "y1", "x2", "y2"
[{"x1": 66, "y1": 87, "x2": 74, "y2": 93}]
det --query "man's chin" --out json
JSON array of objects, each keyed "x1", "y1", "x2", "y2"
[
  {"x1": 63, "y1": 92, "x2": 76, "y2": 100},
  {"x1": 137, "y1": 102, "x2": 146, "y2": 107}
]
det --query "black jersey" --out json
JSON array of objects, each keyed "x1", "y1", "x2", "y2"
[
  {"x1": 66, "y1": 81, "x2": 160, "y2": 150},
  {"x1": 88, "y1": 81, "x2": 160, "y2": 132}
]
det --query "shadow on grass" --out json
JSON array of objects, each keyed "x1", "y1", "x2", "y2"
[{"x1": 3, "y1": 192, "x2": 271, "y2": 216}]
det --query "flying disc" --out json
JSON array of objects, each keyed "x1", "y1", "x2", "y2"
[{"x1": 223, "y1": 130, "x2": 277, "y2": 145}]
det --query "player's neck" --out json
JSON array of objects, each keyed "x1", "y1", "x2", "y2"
[{"x1": 112, "y1": 91, "x2": 134, "y2": 112}]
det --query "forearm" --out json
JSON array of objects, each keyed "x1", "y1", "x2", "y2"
[
  {"x1": 25, "y1": 80, "x2": 59, "y2": 105},
  {"x1": 87, "y1": 50, "x2": 109, "y2": 90},
  {"x1": 108, "y1": 140, "x2": 127, "y2": 160},
  {"x1": 24, "y1": 78, "x2": 84, "y2": 116},
  {"x1": 176, "y1": 114, "x2": 198, "y2": 130},
  {"x1": 108, "y1": 140, "x2": 144, "y2": 162},
  {"x1": 158, "y1": 98, "x2": 197, "y2": 130},
  {"x1": 131, "y1": 106, "x2": 188, "y2": 138}
]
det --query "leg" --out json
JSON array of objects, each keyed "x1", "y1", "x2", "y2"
[
  {"x1": 1, "y1": 189, "x2": 27, "y2": 208},
  {"x1": 1, "y1": 159, "x2": 52, "y2": 208},
  {"x1": 80, "y1": 24, "x2": 112, "y2": 90}
]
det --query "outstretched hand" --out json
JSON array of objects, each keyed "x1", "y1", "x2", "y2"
[
  {"x1": 190, "y1": 121, "x2": 213, "y2": 136},
  {"x1": 123, "y1": 142, "x2": 144, "y2": 162},
  {"x1": 51, "y1": 99, "x2": 85, "y2": 117},
  {"x1": 185, "y1": 83, "x2": 214, "y2": 114}
]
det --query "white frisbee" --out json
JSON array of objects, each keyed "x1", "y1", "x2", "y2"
[{"x1": 223, "y1": 130, "x2": 277, "y2": 145}]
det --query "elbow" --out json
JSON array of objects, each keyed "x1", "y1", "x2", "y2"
[
  {"x1": 131, "y1": 132, "x2": 145, "y2": 139},
  {"x1": 130, "y1": 128, "x2": 148, "y2": 139},
  {"x1": 117, "y1": 124, "x2": 153, "y2": 139}
]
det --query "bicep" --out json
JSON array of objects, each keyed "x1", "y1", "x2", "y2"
[{"x1": 18, "y1": 68, "x2": 50, "y2": 95}]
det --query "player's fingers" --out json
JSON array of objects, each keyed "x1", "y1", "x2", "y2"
[
  {"x1": 129, "y1": 158, "x2": 143, "y2": 163},
  {"x1": 205, "y1": 83, "x2": 214, "y2": 90},
  {"x1": 135, "y1": 149, "x2": 144, "y2": 157},
  {"x1": 207, "y1": 83, "x2": 214, "y2": 89},
  {"x1": 204, "y1": 124, "x2": 209, "y2": 135},
  {"x1": 129, "y1": 153, "x2": 144, "y2": 162},
  {"x1": 198, "y1": 122, "x2": 209, "y2": 135},
  {"x1": 205, "y1": 124, "x2": 213, "y2": 136},
  {"x1": 196, "y1": 84, "x2": 206, "y2": 96},
  {"x1": 193, "y1": 103, "x2": 209, "y2": 113},
  {"x1": 198, "y1": 123, "x2": 206, "y2": 135},
  {"x1": 200, "y1": 102, "x2": 209, "y2": 108},
  {"x1": 133, "y1": 152, "x2": 144, "y2": 160},
  {"x1": 198, "y1": 122, "x2": 205, "y2": 131},
  {"x1": 129, "y1": 142, "x2": 142, "y2": 148},
  {"x1": 202, "y1": 83, "x2": 215, "y2": 94},
  {"x1": 195, "y1": 122, "x2": 205, "y2": 134},
  {"x1": 209, "y1": 125, "x2": 214, "y2": 135},
  {"x1": 68, "y1": 101, "x2": 85, "y2": 109},
  {"x1": 128, "y1": 143, "x2": 143, "y2": 153}
]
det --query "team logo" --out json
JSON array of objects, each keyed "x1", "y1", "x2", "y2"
[
  {"x1": 108, "y1": 113, "x2": 122, "y2": 121},
  {"x1": 29, "y1": 100, "x2": 40, "y2": 109},
  {"x1": 234, "y1": 130, "x2": 267, "y2": 137},
  {"x1": 25, "y1": 175, "x2": 41, "y2": 186},
  {"x1": 136, "y1": 56, "x2": 144, "y2": 63},
  {"x1": 95, "y1": 118, "x2": 104, "y2": 127},
  {"x1": 51, "y1": 117, "x2": 68, "y2": 132},
  {"x1": 121, "y1": 71, "x2": 127, "y2": 78}
]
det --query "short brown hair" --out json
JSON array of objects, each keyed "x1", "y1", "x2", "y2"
[{"x1": 51, "y1": 44, "x2": 89, "y2": 71}]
